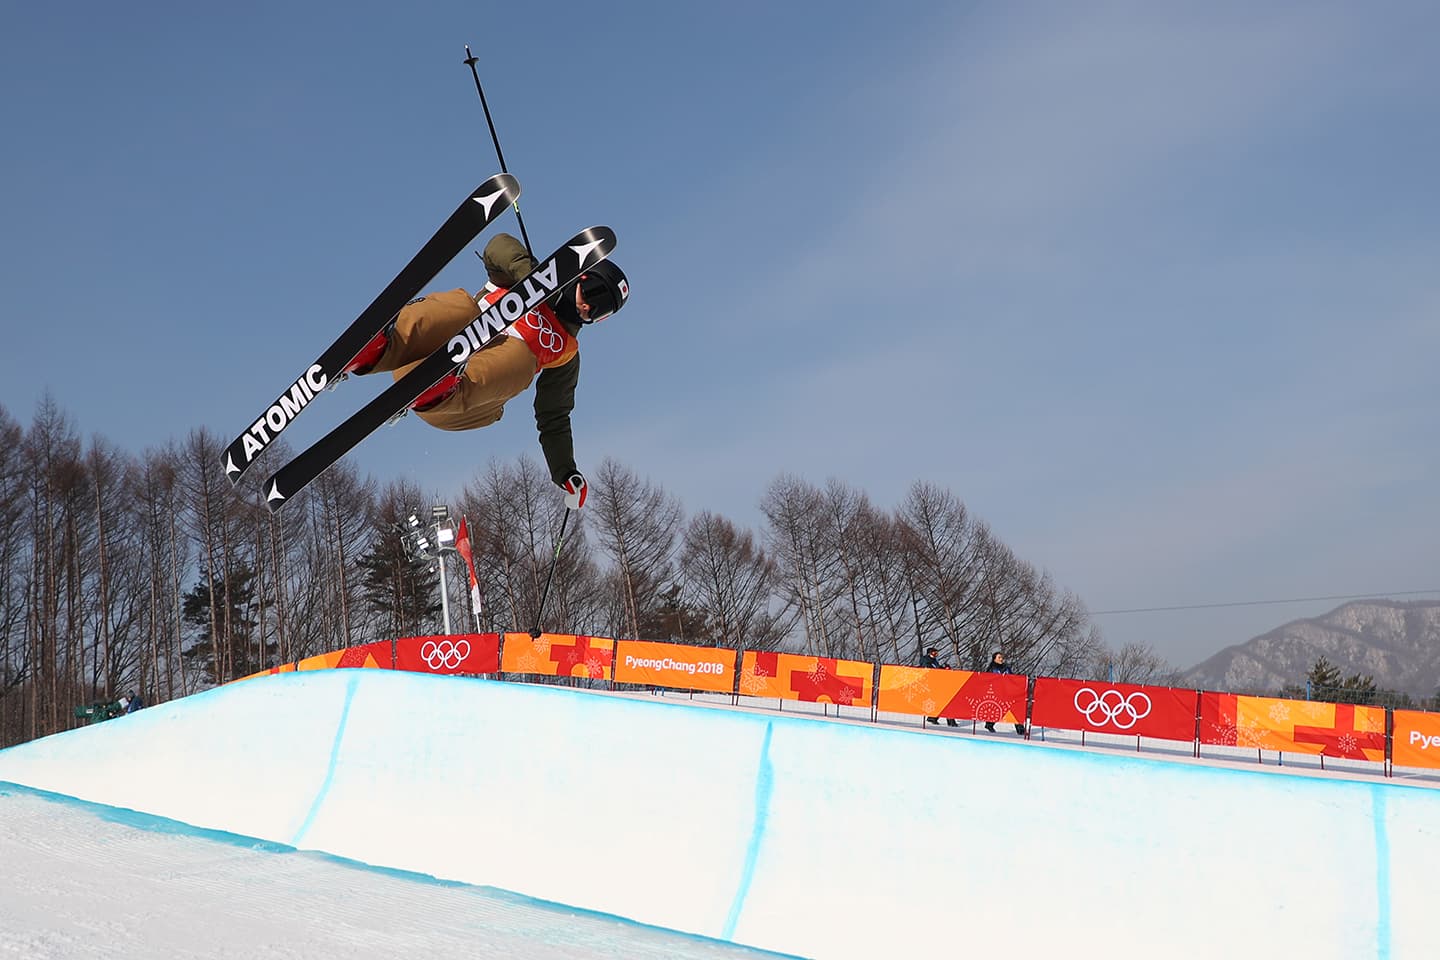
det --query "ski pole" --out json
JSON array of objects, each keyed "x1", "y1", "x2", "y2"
[
  {"x1": 463, "y1": 45, "x2": 534, "y2": 257},
  {"x1": 530, "y1": 508, "x2": 571, "y2": 638}
]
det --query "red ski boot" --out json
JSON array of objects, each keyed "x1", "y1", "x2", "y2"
[{"x1": 344, "y1": 328, "x2": 390, "y2": 375}]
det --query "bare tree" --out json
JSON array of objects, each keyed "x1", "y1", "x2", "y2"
[
  {"x1": 896, "y1": 481, "x2": 1098, "y2": 675},
  {"x1": 1088, "y1": 641, "x2": 1176, "y2": 685},
  {"x1": 131, "y1": 447, "x2": 188, "y2": 702},
  {"x1": 22, "y1": 396, "x2": 85, "y2": 735},
  {"x1": 177, "y1": 427, "x2": 257, "y2": 684},
  {"x1": 844, "y1": 501, "x2": 913, "y2": 665},
  {"x1": 588, "y1": 458, "x2": 682, "y2": 639},
  {"x1": 1007, "y1": 571, "x2": 1099, "y2": 678},
  {"x1": 461, "y1": 456, "x2": 593, "y2": 636},
  {"x1": 461, "y1": 460, "x2": 524, "y2": 633},
  {"x1": 761, "y1": 475, "x2": 841, "y2": 656},
  {"x1": 84, "y1": 438, "x2": 130, "y2": 698},
  {"x1": 303, "y1": 460, "x2": 376, "y2": 648},
  {"x1": 897, "y1": 481, "x2": 986, "y2": 666},
  {"x1": 0, "y1": 405, "x2": 30, "y2": 742},
  {"x1": 678, "y1": 512, "x2": 786, "y2": 652}
]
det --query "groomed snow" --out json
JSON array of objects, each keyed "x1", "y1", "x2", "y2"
[{"x1": 0, "y1": 784, "x2": 791, "y2": 959}]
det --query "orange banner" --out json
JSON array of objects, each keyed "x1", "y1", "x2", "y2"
[
  {"x1": 296, "y1": 640, "x2": 393, "y2": 673},
  {"x1": 613, "y1": 639, "x2": 736, "y2": 693},
  {"x1": 878, "y1": 666, "x2": 1027, "y2": 723},
  {"x1": 1391, "y1": 710, "x2": 1440, "y2": 769},
  {"x1": 502, "y1": 632, "x2": 614, "y2": 679},
  {"x1": 231, "y1": 662, "x2": 297, "y2": 683},
  {"x1": 738, "y1": 651, "x2": 873, "y2": 707},
  {"x1": 1200, "y1": 693, "x2": 1386, "y2": 761},
  {"x1": 232, "y1": 640, "x2": 392, "y2": 682}
]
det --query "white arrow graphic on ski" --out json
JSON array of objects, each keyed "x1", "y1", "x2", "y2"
[{"x1": 472, "y1": 184, "x2": 512, "y2": 218}]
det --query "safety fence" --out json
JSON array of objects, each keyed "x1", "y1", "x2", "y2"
[{"x1": 235, "y1": 632, "x2": 1440, "y2": 778}]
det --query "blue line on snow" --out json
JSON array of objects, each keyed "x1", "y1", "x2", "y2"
[
  {"x1": 723, "y1": 720, "x2": 775, "y2": 940},
  {"x1": 290, "y1": 672, "x2": 359, "y2": 847}
]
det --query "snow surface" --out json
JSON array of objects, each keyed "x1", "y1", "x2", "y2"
[
  {"x1": 1, "y1": 669, "x2": 1438, "y2": 959},
  {"x1": 0, "y1": 784, "x2": 789, "y2": 959}
]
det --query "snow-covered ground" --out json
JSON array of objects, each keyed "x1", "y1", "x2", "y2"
[
  {"x1": 2, "y1": 670, "x2": 1438, "y2": 959},
  {"x1": 0, "y1": 784, "x2": 790, "y2": 959}
]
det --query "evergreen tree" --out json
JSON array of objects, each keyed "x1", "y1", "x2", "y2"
[
  {"x1": 1336, "y1": 672, "x2": 1378, "y2": 705},
  {"x1": 356, "y1": 525, "x2": 441, "y2": 639},
  {"x1": 637, "y1": 582, "x2": 711, "y2": 644},
  {"x1": 181, "y1": 563, "x2": 270, "y2": 679},
  {"x1": 1305, "y1": 656, "x2": 1343, "y2": 699}
]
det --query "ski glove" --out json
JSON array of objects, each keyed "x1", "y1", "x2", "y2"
[{"x1": 562, "y1": 472, "x2": 588, "y2": 510}]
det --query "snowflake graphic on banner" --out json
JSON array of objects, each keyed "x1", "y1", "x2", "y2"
[
  {"x1": 1209, "y1": 709, "x2": 1239, "y2": 745},
  {"x1": 1268, "y1": 701, "x2": 1292, "y2": 724},
  {"x1": 739, "y1": 671, "x2": 769, "y2": 696},
  {"x1": 1338, "y1": 733, "x2": 1358, "y2": 755},
  {"x1": 895, "y1": 669, "x2": 925, "y2": 705},
  {"x1": 1237, "y1": 721, "x2": 1266, "y2": 748}
]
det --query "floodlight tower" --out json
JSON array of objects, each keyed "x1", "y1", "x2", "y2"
[{"x1": 402, "y1": 505, "x2": 459, "y2": 634}]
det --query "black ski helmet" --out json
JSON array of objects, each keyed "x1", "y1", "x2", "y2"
[{"x1": 576, "y1": 260, "x2": 629, "y2": 323}]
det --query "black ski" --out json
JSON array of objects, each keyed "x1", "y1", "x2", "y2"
[
  {"x1": 222, "y1": 174, "x2": 522, "y2": 485},
  {"x1": 262, "y1": 226, "x2": 617, "y2": 511}
]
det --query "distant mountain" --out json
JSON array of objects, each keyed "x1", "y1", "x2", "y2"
[{"x1": 1180, "y1": 600, "x2": 1440, "y2": 697}]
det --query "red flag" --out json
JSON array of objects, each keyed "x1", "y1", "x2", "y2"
[{"x1": 456, "y1": 517, "x2": 482, "y2": 618}]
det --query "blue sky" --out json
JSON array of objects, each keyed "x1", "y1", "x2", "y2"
[{"x1": 2, "y1": 1, "x2": 1436, "y2": 671}]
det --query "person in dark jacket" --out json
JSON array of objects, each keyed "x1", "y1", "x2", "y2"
[
  {"x1": 984, "y1": 651, "x2": 1027, "y2": 734},
  {"x1": 919, "y1": 647, "x2": 958, "y2": 727},
  {"x1": 347, "y1": 232, "x2": 629, "y2": 511}
]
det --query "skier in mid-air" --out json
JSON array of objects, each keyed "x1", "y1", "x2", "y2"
[{"x1": 343, "y1": 232, "x2": 629, "y2": 511}]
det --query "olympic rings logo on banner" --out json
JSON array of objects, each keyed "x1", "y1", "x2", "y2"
[
  {"x1": 1073, "y1": 687, "x2": 1152, "y2": 730},
  {"x1": 420, "y1": 639, "x2": 471, "y2": 671}
]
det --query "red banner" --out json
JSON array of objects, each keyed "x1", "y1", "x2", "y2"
[
  {"x1": 1030, "y1": 678, "x2": 1197, "y2": 741},
  {"x1": 293, "y1": 640, "x2": 393, "y2": 673},
  {"x1": 395, "y1": 634, "x2": 500, "y2": 675},
  {"x1": 334, "y1": 639, "x2": 394, "y2": 669},
  {"x1": 877, "y1": 666, "x2": 1027, "y2": 723}
]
